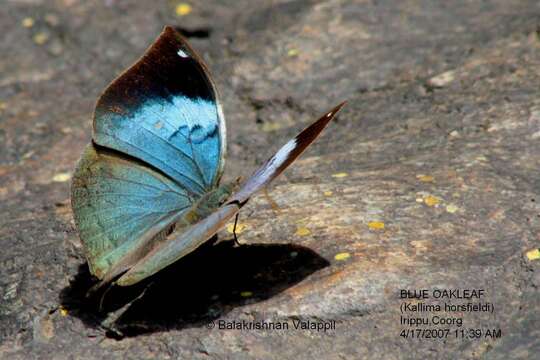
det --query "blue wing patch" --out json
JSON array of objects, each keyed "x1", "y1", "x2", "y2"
[{"x1": 93, "y1": 26, "x2": 226, "y2": 195}]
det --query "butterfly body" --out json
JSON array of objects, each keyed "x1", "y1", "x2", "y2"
[
  {"x1": 70, "y1": 26, "x2": 345, "y2": 293},
  {"x1": 174, "y1": 181, "x2": 238, "y2": 229}
]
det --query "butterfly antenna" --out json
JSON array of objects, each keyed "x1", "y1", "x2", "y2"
[{"x1": 232, "y1": 213, "x2": 241, "y2": 246}]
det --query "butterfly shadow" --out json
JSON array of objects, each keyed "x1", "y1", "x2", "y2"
[{"x1": 59, "y1": 239, "x2": 330, "y2": 339}]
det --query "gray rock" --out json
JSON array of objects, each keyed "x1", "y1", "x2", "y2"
[{"x1": 1, "y1": 1, "x2": 538, "y2": 358}]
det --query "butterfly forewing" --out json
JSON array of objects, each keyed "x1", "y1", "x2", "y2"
[
  {"x1": 71, "y1": 26, "x2": 226, "y2": 281},
  {"x1": 93, "y1": 26, "x2": 226, "y2": 194},
  {"x1": 230, "y1": 102, "x2": 346, "y2": 204}
]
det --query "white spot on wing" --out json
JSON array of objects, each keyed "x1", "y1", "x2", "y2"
[{"x1": 177, "y1": 49, "x2": 189, "y2": 58}]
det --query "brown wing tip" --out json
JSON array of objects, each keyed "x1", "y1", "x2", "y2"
[
  {"x1": 325, "y1": 101, "x2": 347, "y2": 120},
  {"x1": 161, "y1": 26, "x2": 185, "y2": 44},
  {"x1": 163, "y1": 25, "x2": 176, "y2": 34}
]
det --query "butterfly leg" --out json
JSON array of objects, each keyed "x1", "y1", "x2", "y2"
[
  {"x1": 263, "y1": 188, "x2": 282, "y2": 215},
  {"x1": 99, "y1": 282, "x2": 153, "y2": 338},
  {"x1": 98, "y1": 284, "x2": 114, "y2": 313},
  {"x1": 232, "y1": 212, "x2": 241, "y2": 246}
]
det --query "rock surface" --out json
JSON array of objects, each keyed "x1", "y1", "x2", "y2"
[{"x1": 1, "y1": 1, "x2": 539, "y2": 359}]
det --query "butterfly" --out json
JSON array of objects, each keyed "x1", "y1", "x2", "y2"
[{"x1": 71, "y1": 26, "x2": 345, "y2": 294}]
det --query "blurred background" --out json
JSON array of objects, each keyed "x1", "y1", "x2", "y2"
[{"x1": 1, "y1": 1, "x2": 539, "y2": 358}]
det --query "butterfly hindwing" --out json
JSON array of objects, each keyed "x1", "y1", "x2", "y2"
[
  {"x1": 71, "y1": 144, "x2": 192, "y2": 279},
  {"x1": 93, "y1": 26, "x2": 226, "y2": 195},
  {"x1": 116, "y1": 203, "x2": 239, "y2": 286}
]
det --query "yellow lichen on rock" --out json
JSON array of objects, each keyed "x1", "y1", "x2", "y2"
[
  {"x1": 416, "y1": 174, "x2": 434, "y2": 182},
  {"x1": 526, "y1": 248, "x2": 540, "y2": 261},
  {"x1": 368, "y1": 221, "x2": 385, "y2": 230},
  {"x1": 52, "y1": 173, "x2": 71, "y2": 182},
  {"x1": 22, "y1": 17, "x2": 35, "y2": 28},
  {"x1": 240, "y1": 291, "x2": 253, "y2": 298},
  {"x1": 424, "y1": 195, "x2": 440, "y2": 207},
  {"x1": 334, "y1": 252, "x2": 351, "y2": 261},
  {"x1": 295, "y1": 227, "x2": 311, "y2": 236},
  {"x1": 175, "y1": 3, "x2": 192, "y2": 16},
  {"x1": 226, "y1": 222, "x2": 247, "y2": 234}
]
